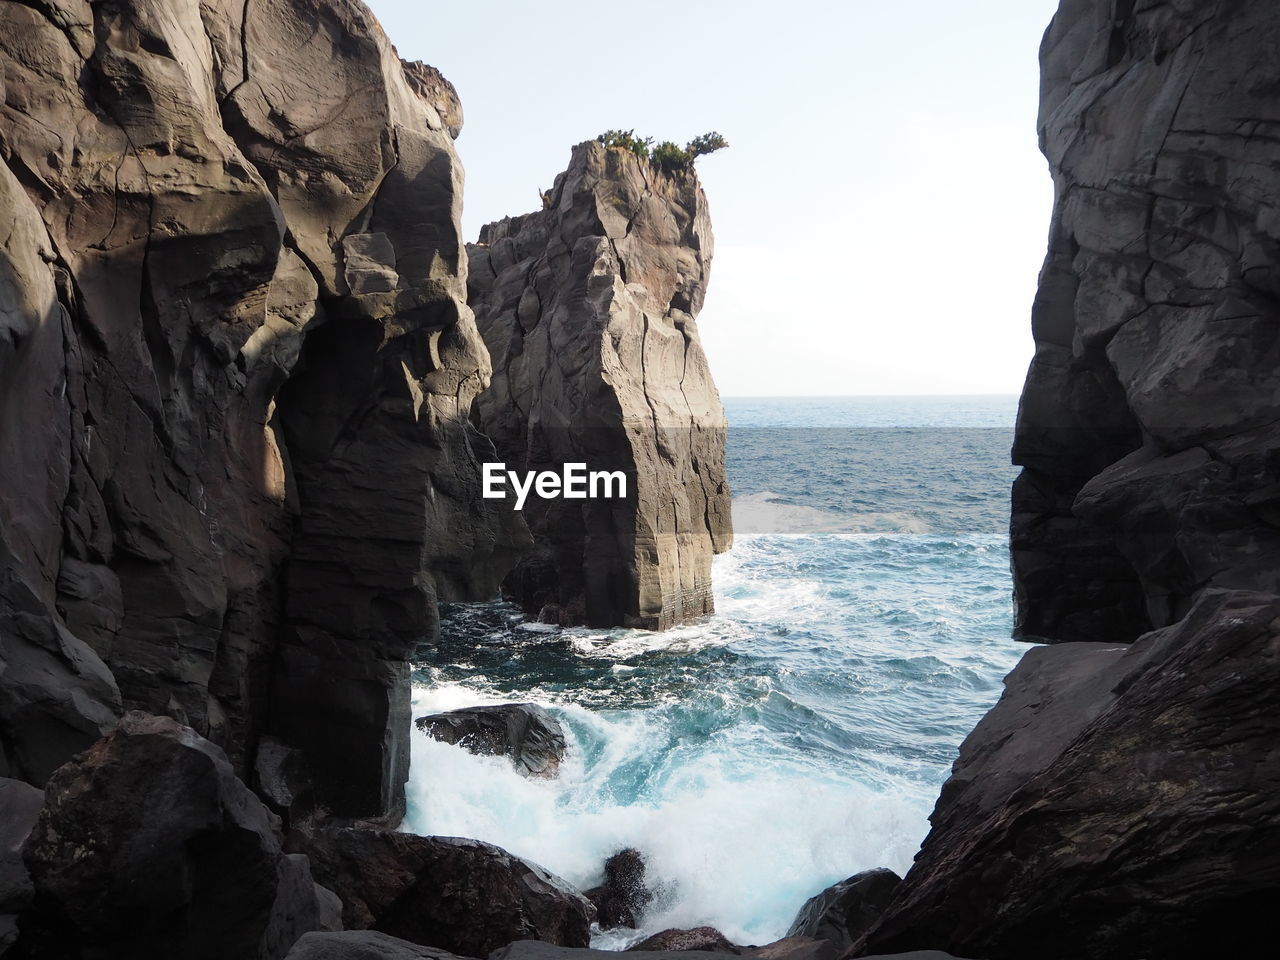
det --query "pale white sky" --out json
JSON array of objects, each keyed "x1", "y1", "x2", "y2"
[{"x1": 364, "y1": 0, "x2": 1061, "y2": 396}]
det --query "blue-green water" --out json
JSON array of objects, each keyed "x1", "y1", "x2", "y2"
[{"x1": 405, "y1": 396, "x2": 1024, "y2": 946}]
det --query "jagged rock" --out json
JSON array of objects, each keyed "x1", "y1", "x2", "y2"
[
  {"x1": 255, "y1": 735, "x2": 316, "y2": 821},
  {"x1": 286, "y1": 931, "x2": 471, "y2": 960},
  {"x1": 1011, "y1": 0, "x2": 1280, "y2": 643},
  {"x1": 0, "y1": 0, "x2": 521, "y2": 818},
  {"x1": 415, "y1": 704, "x2": 566, "y2": 778},
  {"x1": 859, "y1": 590, "x2": 1280, "y2": 960},
  {"x1": 584, "y1": 848, "x2": 651, "y2": 929},
  {"x1": 468, "y1": 140, "x2": 732, "y2": 629},
  {"x1": 0, "y1": 778, "x2": 43, "y2": 955},
  {"x1": 784, "y1": 868, "x2": 900, "y2": 950},
  {"x1": 18, "y1": 712, "x2": 337, "y2": 959},
  {"x1": 628, "y1": 928, "x2": 740, "y2": 954},
  {"x1": 296, "y1": 827, "x2": 594, "y2": 956}
]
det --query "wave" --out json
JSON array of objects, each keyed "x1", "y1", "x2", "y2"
[{"x1": 732, "y1": 492, "x2": 931, "y2": 535}]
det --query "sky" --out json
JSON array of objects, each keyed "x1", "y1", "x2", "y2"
[{"x1": 364, "y1": 0, "x2": 1063, "y2": 396}]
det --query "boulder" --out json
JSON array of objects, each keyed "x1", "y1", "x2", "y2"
[
  {"x1": 469, "y1": 140, "x2": 733, "y2": 629},
  {"x1": 286, "y1": 931, "x2": 472, "y2": 960},
  {"x1": 20, "y1": 712, "x2": 336, "y2": 959},
  {"x1": 297, "y1": 827, "x2": 593, "y2": 956},
  {"x1": 584, "y1": 848, "x2": 651, "y2": 929},
  {"x1": 628, "y1": 928, "x2": 740, "y2": 954},
  {"x1": 860, "y1": 590, "x2": 1280, "y2": 960},
  {"x1": 415, "y1": 704, "x2": 566, "y2": 778},
  {"x1": 1011, "y1": 0, "x2": 1280, "y2": 642},
  {"x1": 784, "y1": 868, "x2": 900, "y2": 949},
  {"x1": 742, "y1": 939, "x2": 834, "y2": 960}
]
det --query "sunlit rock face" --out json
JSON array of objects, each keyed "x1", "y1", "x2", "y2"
[
  {"x1": 468, "y1": 141, "x2": 733, "y2": 630},
  {"x1": 0, "y1": 0, "x2": 519, "y2": 818},
  {"x1": 1010, "y1": 0, "x2": 1280, "y2": 644}
]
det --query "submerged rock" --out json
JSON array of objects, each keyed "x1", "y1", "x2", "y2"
[
  {"x1": 784, "y1": 868, "x2": 900, "y2": 950},
  {"x1": 297, "y1": 827, "x2": 594, "y2": 956},
  {"x1": 20, "y1": 712, "x2": 338, "y2": 960},
  {"x1": 628, "y1": 928, "x2": 740, "y2": 954},
  {"x1": 468, "y1": 140, "x2": 733, "y2": 630},
  {"x1": 415, "y1": 704, "x2": 566, "y2": 778},
  {"x1": 585, "y1": 848, "x2": 652, "y2": 929},
  {"x1": 860, "y1": 590, "x2": 1280, "y2": 959}
]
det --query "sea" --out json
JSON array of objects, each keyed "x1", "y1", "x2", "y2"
[{"x1": 404, "y1": 395, "x2": 1025, "y2": 947}]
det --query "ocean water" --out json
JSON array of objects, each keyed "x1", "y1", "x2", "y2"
[{"x1": 404, "y1": 396, "x2": 1025, "y2": 947}]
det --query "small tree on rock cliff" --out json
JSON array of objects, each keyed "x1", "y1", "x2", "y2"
[{"x1": 596, "y1": 130, "x2": 729, "y2": 173}]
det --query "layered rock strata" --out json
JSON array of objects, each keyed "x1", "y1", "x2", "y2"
[
  {"x1": 1011, "y1": 0, "x2": 1280, "y2": 643},
  {"x1": 0, "y1": 0, "x2": 519, "y2": 818},
  {"x1": 468, "y1": 141, "x2": 732, "y2": 629}
]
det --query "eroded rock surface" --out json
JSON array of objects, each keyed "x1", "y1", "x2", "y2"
[
  {"x1": 0, "y1": 0, "x2": 519, "y2": 818},
  {"x1": 295, "y1": 827, "x2": 594, "y2": 956},
  {"x1": 19, "y1": 712, "x2": 338, "y2": 960},
  {"x1": 1011, "y1": 0, "x2": 1280, "y2": 643},
  {"x1": 468, "y1": 141, "x2": 732, "y2": 629},
  {"x1": 859, "y1": 591, "x2": 1280, "y2": 960}
]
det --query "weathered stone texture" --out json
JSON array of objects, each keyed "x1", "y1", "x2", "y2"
[
  {"x1": 468, "y1": 141, "x2": 732, "y2": 630},
  {"x1": 0, "y1": 0, "x2": 517, "y2": 818},
  {"x1": 1011, "y1": 0, "x2": 1280, "y2": 643}
]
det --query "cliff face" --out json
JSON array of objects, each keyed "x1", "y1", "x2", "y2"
[
  {"x1": 468, "y1": 142, "x2": 732, "y2": 629},
  {"x1": 1011, "y1": 0, "x2": 1280, "y2": 644},
  {"x1": 0, "y1": 0, "x2": 518, "y2": 818},
  {"x1": 857, "y1": 3, "x2": 1280, "y2": 957}
]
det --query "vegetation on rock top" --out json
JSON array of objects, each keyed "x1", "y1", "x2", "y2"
[{"x1": 595, "y1": 129, "x2": 729, "y2": 172}]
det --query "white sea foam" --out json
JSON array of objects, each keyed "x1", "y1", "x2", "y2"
[
  {"x1": 732, "y1": 492, "x2": 930, "y2": 535},
  {"x1": 404, "y1": 683, "x2": 935, "y2": 947}
]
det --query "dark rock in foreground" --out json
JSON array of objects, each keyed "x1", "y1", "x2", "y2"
[
  {"x1": 0, "y1": 778, "x2": 43, "y2": 954},
  {"x1": 297, "y1": 827, "x2": 593, "y2": 956},
  {"x1": 415, "y1": 704, "x2": 567, "y2": 778},
  {"x1": 785, "y1": 868, "x2": 900, "y2": 951},
  {"x1": 20, "y1": 713, "x2": 337, "y2": 960},
  {"x1": 584, "y1": 848, "x2": 651, "y2": 929},
  {"x1": 741, "y1": 937, "x2": 834, "y2": 960},
  {"x1": 859, "y1": 590, "x2": 1280, "y2": 960},
  {"x1": 628, "y1": 928, "x2": 740, "y2": 954},
  {"x1": 286, "y1": 931, "x2": 474, "y2": 960},
  {"x1": 469, "y1": 140, "x2": 733, "y2": 629}
]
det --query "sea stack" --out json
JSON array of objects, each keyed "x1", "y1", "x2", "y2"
[{"x1": 468, "y1": 140, "x2": 733, "y2": 629}]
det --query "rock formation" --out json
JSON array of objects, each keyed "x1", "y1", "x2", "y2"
[
  {"x1": 468, "y1": 141, "x2": 732, "y2": 629},
  {"x1": 584, "y1": 848, "x2": 651, "y2": 930},
  {"x1": 785, "y1": 869, "x2": 899, "y2": 952},
  {"x1": 415, "y1": 703, "x2": 567, "y2": 778},
  {"x1": 0, "y1": 0, "x2": 520, "y2": 819},
  {"x1": 1010, "y1": 0, "x2": 1280, "y2": 643},
  {"x1": 295, "y1": 827, "x2": 594, "y2": 956},
  {"x1": 19, "y1": 712, "x2": 340, "y2": 960}
]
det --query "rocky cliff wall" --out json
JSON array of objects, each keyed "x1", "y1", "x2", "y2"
[
  {"x1": 0, "y1": 0, "x2": 519, "y2": 818},
  {"x1": 467, "y1": 141, "x2": 732, "y2": 629},
  {"x1": 855, "y1": 3, "x2": 1280, "y2": 957},
  {"x1": 1011, "y1": 0, "x2": 1280, "y2": 644}
]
